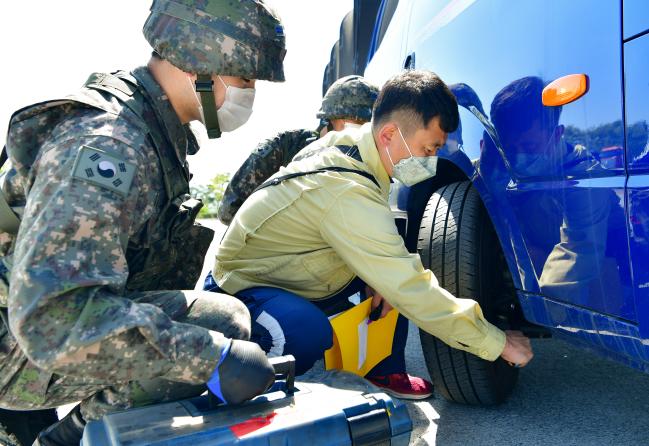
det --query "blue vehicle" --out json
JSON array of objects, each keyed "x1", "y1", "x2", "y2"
[{"x1": 324, "y1": 0, "x2": 649, "y2": 405}]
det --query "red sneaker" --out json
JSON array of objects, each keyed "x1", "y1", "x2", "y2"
[{"x1": 367, "y1": 373, "x2": 434, "y2": 400}]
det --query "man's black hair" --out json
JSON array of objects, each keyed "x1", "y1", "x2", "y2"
[
  {"x1": 490, "y1": 76, "x2": 562, "y2": 137},
  {"x1": 372, "y1": 70, "x2": 459, "y2": 134}
]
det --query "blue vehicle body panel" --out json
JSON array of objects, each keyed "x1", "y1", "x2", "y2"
[
  {"x1": 624, "y1": 33, "x2": 649, "y2": 338},
  {"x1": 519, "y1": 291, "x2": 649, "y2": 373},
  {"x1": 365, "y1": 0, "x2": 649, "y2": 372},
  {"x1": 366, "y1": 0, "x2": 388, "y2": 66},
  {"x1": 623, "y1": 0, "x2": 649, "y2": 40}
]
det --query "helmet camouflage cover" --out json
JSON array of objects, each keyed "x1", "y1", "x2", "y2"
[
  {"x1": 143, "y1": 0, "x2": 286, "y2": 81},
  {"x1": 317, "y1": 75, "x2": 379, "y2": 122}
]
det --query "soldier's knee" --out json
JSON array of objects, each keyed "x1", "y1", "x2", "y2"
[
  {"x1": 221, "y1": 297, "x2": 251, "y2": 341},
  {"x1": 181, "y1": 292, "x2": 251, "y2": 341}
]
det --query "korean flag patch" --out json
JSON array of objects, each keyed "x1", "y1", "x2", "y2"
[{"x1": 72, "y1": 146, "x2": 135, "y2": 197}]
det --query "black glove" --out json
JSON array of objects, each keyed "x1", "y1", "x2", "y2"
[
  {"x1": 206, "y1": 339, "x2": 275, "y2": 405},
  {"x1": 33, "y1": 404, "x2": 85, "y2": 446}
]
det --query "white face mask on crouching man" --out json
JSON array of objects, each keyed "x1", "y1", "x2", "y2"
[{"x1": 386, "y1": 127, "x2": 438, "y2": 187}]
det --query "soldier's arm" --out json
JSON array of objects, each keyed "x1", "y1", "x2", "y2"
[
  {"x1": 217, "y1": 129, "x2": 316, "y2": 225},
  {"x1": 8, "y1": 134, "x2": 229, "y2": 385}
]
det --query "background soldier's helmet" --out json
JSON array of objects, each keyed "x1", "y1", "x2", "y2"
[
  {"x1": 143, "y1": 0, "x2": 286, "y2": 81},
  {"x1": 316, "y1": 75, "x2": 379, "y2": 122}
]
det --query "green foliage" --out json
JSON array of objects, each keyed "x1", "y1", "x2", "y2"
[
  {"x1": 190, "y1": 172, "x2": 230, "y2": 218},
  {"x1": 563, "y1": 120, "x2": 649, "y2": 153}
]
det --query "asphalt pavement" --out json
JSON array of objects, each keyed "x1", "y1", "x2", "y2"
[{"x1": 400, "y1": 323, "x2": 649, "y2": 446}]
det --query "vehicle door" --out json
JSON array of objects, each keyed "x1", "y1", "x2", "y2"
[
  {"x1": 403, "y1": 0, "x2": 635, "y2": 322},
  {"x1": 623, "y1": 0, "x2": 649, "y2": 335}
]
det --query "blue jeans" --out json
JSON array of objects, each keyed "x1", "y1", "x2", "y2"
[{"x1": 204, "y1": 274, "x2": 408, "y2": 376}]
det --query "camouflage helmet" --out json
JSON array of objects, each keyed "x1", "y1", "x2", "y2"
[
  {"x1": 143, "y1": 0, "x2": 286, "y2": 82},
  {"x1": 317, "y1": 75, "x2": 379, "y2": 122}
]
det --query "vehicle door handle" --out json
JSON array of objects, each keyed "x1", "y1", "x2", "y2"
[{"x1": 404, "y1": 52, "x2": 415, "y2": 69}]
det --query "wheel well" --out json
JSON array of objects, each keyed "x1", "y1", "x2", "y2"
[{"x1": 405, "y1": 162, "x2": 547, "y2": 335}]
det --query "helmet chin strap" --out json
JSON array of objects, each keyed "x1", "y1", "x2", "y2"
[{"x1": 195, "y1": 74, "x2": 221, "y2": 139}]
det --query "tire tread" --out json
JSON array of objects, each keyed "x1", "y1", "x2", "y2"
[{"x1": 417, "y1": 181, "x2": 518, "y2": 406}]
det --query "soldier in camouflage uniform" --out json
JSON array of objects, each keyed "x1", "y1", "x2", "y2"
[
  {"x1": 0, "y1": 1, "x2": 286, "y2": 444},
  {"x1": 217, "y1": 75, "x2": 379, "y2": 225}
]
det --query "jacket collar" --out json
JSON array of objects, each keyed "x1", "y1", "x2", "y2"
[
  {"x1": 342, "y1": 123, "x2": 391, "y2": 199},
  {"x1": 131, "y1": 67, "x2": 200, "y2": 162}
]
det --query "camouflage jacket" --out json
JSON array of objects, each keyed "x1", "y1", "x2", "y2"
[
  {"x1": 0, "y1": 67, "x2": 227, "y2": 385},
  {"x1": 217, "y1": 128, "x2": 317, "y2": 225}
]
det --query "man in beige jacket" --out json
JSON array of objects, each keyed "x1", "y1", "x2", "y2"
[{"x1": 206, "y1": 70, "x2": 533, "y2": 399}]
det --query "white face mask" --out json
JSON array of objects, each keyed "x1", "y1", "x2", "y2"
[
  {"x1": 512, "y1": 133, "x2": 555, "y2": 177},
  {"x1": 344, "y1": 122, "x2": 362, "y2": 130},
  {"x1": 514, "y1": 153, "x2": 547, "y2": 177},
  {"x1": 386, "y1": 127, "x2": 438, "y2": 187},
  {"x1": 216, "y1": 76, "x2": 255, "y2": 132}
]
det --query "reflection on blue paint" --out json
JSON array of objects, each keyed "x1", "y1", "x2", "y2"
[
  {"x1": 625, "y1": 35, "x2": 649, "y2": 340},
  {"x1": 403, "y1": 0, "x2": 631, "y2": 318},
  {"x1": 624, "y1": 0, "x2": 649, "y2": 40},
  {"x1": 520, "y1": 292, "x2": 649, "y2": 373},
  {"x1": 365, "y1": 0, "x2": 649, "y2": 371}
]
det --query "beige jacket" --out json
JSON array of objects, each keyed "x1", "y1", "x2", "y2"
[{"x1": 214, "y1": 124, "x2": 506, "y2": 361}]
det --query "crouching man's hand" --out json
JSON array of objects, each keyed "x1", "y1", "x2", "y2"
[
  {"x1": 500, "y1": 330, "x2": 533, "y2": 368},
  {"x1": 206, "y1": 339, "x2": 275, "y2": 404},
  {"x1": 367, "y1": 286, "x2": 393, "y2": 320}
]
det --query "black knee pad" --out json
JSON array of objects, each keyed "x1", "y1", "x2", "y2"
[{"x1": 181, "y1": 292, "x2": 251, "y2": 340}]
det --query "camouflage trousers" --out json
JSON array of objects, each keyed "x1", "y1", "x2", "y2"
[{"x1": 0, "y1": 291, "x2": 250, "y2": 421}]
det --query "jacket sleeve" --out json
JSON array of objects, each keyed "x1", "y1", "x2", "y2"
[
  {"x1": 320, "y1": 186, "x2": 506, "y2": 361},
  {"x1": 8, "y1": 134, "x2": 228, "y2": 384},
  {"x1": 218, "y1": 129, "x2": 316, "y2": 225}
]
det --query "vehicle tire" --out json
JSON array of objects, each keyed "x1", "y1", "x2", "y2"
[
  {"x1": 0, "y1": 408, "x2": 58, "y2": 445},
  {"x1": 417, "y1": 181, "x2": 518, "y2": 405}
]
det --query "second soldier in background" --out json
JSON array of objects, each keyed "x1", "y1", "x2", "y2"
[{"x1": 217, "y1": 75, "x2": 379, "y2": 225}]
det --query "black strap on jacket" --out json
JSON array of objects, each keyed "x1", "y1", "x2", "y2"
[
  {"x1": 196, "y1": 74, "x2": 222, "y2": 139},
  {"x1": 84, "y1": 71, "x2": 191, "y2": 201},
  {"x1": 253, "y1": 145, "x2": 379, "y2": 193}
]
